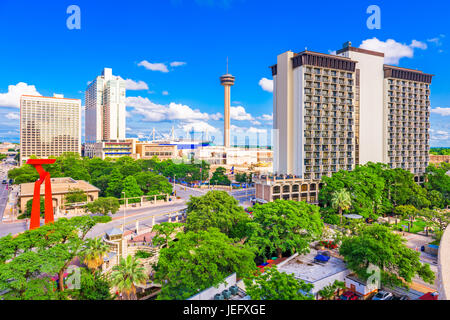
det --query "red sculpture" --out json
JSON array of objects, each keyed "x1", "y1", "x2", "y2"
[{"x1": 26, "y1": 159, "x2": 56, "y2": 230}]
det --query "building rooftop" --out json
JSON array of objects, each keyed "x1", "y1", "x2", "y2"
[
  {"x1": 19, "y1": 177, "x2": 100, "y2": 197},
  {"x1": 278, "y1": 249, "x2": 348, "y2": 283}
]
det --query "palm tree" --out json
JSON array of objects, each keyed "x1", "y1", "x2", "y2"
[
  {"x1": 81, "y1": 237, "x2": 110, "y2": 272},
  {"x1": 110, "y1": 255, "x2": 148, "y2": 300},
  {"x1": 331, "y1": 189, "x2": 352, "y2": 225}
]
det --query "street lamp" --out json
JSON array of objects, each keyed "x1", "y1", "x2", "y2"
[{"x1": 122, "y1": 191, "x2": 126, "y2": 232}]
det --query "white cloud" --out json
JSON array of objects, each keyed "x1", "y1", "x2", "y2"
[
  {"x1": 359, "y1": 38, "x2": 427, "y2": 65},
  {"x1": 124, "y1": 79, "x2": 149, "y2": 90},
  {"x1": 410, "y1": 40, "x2": 428, "y2": 49},
  {"x1": 138, "y1": 60, "x2": 169, "y2": 73},
  {"x1": 230, "y1": 106, "x2": 253, "y2": 121},
  {"x1": 258, "y1": 77, "x2": 273, "y2": 93},
  {"x1": 430, "y1": 129, "x2": 450, "y2": 141},
  {"x1": 126, "y1": 96, "x2": 211, "y2": 122},
  {"x1": 162, "y1": 91, "x2": 169, "y2": 96},
  {"x1": 5, "y1": 112, "x2": 19, "y2": 120},
  {"x1": 258, "y1": 114, "x2": 273, "y2": 121},
  {"x1": 230, "y1": 124, "x2": 267, "y2": 135},
  {"x1": 251, "y1": 120, "x2": 261, "y2": 125},
  {"x1": 180, "y1": 120, "x2": 218, "y2": 133},
  {"x1": 427, "y1": 34, "x2": 445, "y2": 46},
  {"x1": 247, "y1": 127, "x2": 267, "y2": 134},
  {"x1": 0, "y1": 82, "x2": 41, "y2": 108},
  {"x1": 431, "y1": 107, "x2": 450, "y2": 116},
  {"x1": 170, "y1": 61, "x2": 186, "y2": 67},
  {"x1": 210, "y1": 112, "x2": 223, "y2": 121}
]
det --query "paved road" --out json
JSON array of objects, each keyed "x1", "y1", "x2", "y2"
[
  {"x1": 0, "y1": 202, "x2": 188, "y2": 238},
  {"x1": 0, "y1": 181, "x2": 253, "y2": 237},
  {"x1": 0, "y1": 156, "x2": 16, "y2": 221},
  {"x1": 0, "y1": 184, "x2": 8, "y2": 221},
  {"x1": 86, "y1": 203, "x2": 187, "y2": 239}
]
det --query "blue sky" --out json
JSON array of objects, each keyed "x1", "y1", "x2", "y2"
[{"x1": 0, "y1": 0, "x2": 449, "y2": 146}]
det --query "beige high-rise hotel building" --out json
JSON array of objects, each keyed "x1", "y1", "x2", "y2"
[
  {"x1": 20, "y1": 94, "x2": 82, "y2": 164},
  {"x1": 255, "y1": 41, "x2": 433, "y2": 203}
]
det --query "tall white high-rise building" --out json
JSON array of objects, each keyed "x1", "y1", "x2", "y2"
[
  {"x1": 20, "y1": 94, "x2": 81, "y2": 164},
  {"x1": 272, "y1": 42, "x2": 432, "y2": 181},
  {"x1": 85, "y1": 68, "x2": 126, "y2": 157}
]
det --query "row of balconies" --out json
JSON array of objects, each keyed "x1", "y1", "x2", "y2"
[
  {"x1": 387, "y1": 79, "x2": 429, "y2": 89},
  {"x1": 305, "y1": 67, "x2": 353, "y2": 78},
  {"x1": 304, "y1": 131, "x2": 353, "y2": 138},
  {"x1": 305, "y1": 151, "x2": 353, "y2": 159},
  {"x1": 305, "y1": 124, "x2": 353, "y2": 131},
  {"x1": 304, "y1": 89, "x2": 354, "y2": 98},
  {"x1": 304, "y1": 117, "x2": 354, "y2": 125},
  {"x1": 389, "y1": 85, "x2": 430, "y2": 93},
  {"x1": 305, "y1": 81, "x2": 353, "y2": 91},
  {"x1": 304, "y1": 110, "x2": 354, "y2": 118},
  {"x1": 389, "y1": 109, "x2": 429, "y2": 116},
  {"x1": 305, "y1": 103, "x2": 355, "y2": 112},
  {"x1": 305, "y1": 95, "x2": 353, "y2": 105}
]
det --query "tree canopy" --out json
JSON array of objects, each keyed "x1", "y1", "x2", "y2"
[
  {"x1": 243, "y1": 266, "x2": 314, "y2": 300},
  {"x1": 0, "y1": 215, "x2": 111, "y2": 299},
  {"x1": 185, "y1": 191, "x2": 250, "y2": 239},
  {"x1": 155, "y1": 228, "x2": 256, "y2": 300},
  {"x1": 248, "y1": 200, "x2": 324, "y2": 259},
  {"x1": 339, "y1": 224, "x2": 435, "y2": 288}
]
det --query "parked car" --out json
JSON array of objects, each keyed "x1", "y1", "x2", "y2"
[
  {"x1": 372, "y1": 291, "x2": 393, "y2": 300},
  {"x1": 339, "y1": 291, "x2": 359, "y2": 300}
]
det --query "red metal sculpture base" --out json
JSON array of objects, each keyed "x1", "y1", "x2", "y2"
[{"x1": 26, "y1": 159, "x2": 56, "y2": 230}]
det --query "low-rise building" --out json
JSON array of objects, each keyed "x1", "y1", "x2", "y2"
[
  {"x1": 194, "y1": 146, "x2": 272, "y2": 168},
  {"x1": 135, "y1": 142, "x2": 178, "y2": 160},
  {"x1": 277, "y1": 250, "x2": 350, "y2": 298},
  {"x1": 429, "y1": 154, "x2": 450, "y2": 164},
  {"x1": 89, "y1": 139, "x2": 137, "y2": 160},
  {"x1": 254, "y1": 174, "x2": 321, "y2": 204},
  {"x1": 18, "y1": 177, "x2": 100, "y2": 216}
]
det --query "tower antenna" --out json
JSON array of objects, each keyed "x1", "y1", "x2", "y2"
[{"x1": 227, "y1": 57, "x2": 229, "y2": 74}]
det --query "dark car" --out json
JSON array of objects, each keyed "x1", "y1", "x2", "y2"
[{"x1": 339, "y1": 291, "x2": 359, "y2": 300}]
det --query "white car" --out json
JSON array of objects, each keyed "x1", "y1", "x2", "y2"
[{"x1": 372, "y1": 291, "x2": 393, "y2": 300}]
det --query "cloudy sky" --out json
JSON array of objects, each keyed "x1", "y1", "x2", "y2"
[{"x1": 0, "y1": 0, "x2": 449, "y2": 146}]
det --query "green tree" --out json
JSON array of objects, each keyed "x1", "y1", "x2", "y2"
[
  {"x1": 70, "y1": 269, "x2": 112, "y2": 300},
  {"x1": 185, "y1": 191, "x2": 250, "y2": 239},
  {"x1": 155, "y1": 228, "x2": 256, "y2": 300},
  {"x1": 110, "y1": 255, "x2": 148, "y2": 300},
  {"x1": 80, "y1": 237, "x2": 110, "y2": 272},
  {"x1": 339, "y1": 224, "x2": 435, "y2": 288},
  {"x1": 425, "y1": 163, "x2": 450, "y2": 207},
  {"x1": 65, "y1": 188, "x2": 87, "y2": 204},
  {"x1": 394, "y1": 205, "x2": 418, "y2": 232},
  {"x1": 317, "y1": 280, "x2": 346, "y2": 300},
  {"x1": 428, "y1": 190, "x2": 445, "y2": 209},
  {"x1": 243, "y1": 266, "x2": 314, "y2": 300},
  {"x1": 248, "y1": 200, "x2": 323, "y2": 259},
  {"x1": 106, "y1": 168, "x2": 124, "y2": 198},
  {"x1": 21, "y1": 197, "x2": 45, "y2": 219},
  {"x1": 85, "y1": 197, "x2": 120, "y2": 215},
  {"x1": 331, "y1": 189, "x2": 352, "y2": 225},
  {"x1": 134, "y1": 171, "x2": 172, "y2": 195},
  {"x1": 151, "y1": 222, "x2": 184, "y2": 248},
  {"x1": 122, "y1": 175, "x2": 143, "y2": 203},
  {"x1": 0, "y1": 215, "x2": 110, "y2": 298},
  {"x1": 210, "y1": 167, "x2": 231, "y2": 185}
]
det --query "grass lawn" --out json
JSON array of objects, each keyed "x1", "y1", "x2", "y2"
[{"x1": 393, "y1": 218, "x2": 430, "y2": 234}]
